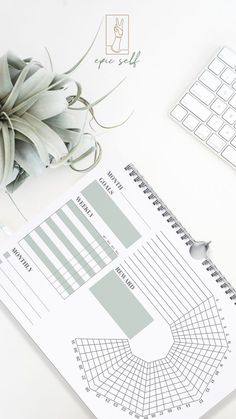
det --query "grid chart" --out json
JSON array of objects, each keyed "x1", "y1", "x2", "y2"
[
  {"x1": 75, "y1": 298, "x2": 228, "y2": 416},
  {"x1": 74, "y1": 232, "x2": 229, "y2": 416},
  {"x1": 19, "y1": 200, "x2": 117, "y2": 299}
]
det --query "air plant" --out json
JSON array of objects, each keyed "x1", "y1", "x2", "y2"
[{"x1": 0, "y1": 26, "x2": 124, "y2": 195}]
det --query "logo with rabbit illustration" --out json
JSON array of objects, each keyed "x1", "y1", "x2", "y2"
[{"x1": 105, "y1": 15, "x2": 129, "y2": 55}]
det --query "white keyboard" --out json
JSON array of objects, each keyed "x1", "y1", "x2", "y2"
[{"x1": 170, "y1": 46, "x2": 236, "y2": 170}]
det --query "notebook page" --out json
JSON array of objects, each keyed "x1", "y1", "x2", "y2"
[{"x1": 0, "y1": 156, "x2": 235, "y2": 419}]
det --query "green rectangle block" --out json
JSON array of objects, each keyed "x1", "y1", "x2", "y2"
[
  {"x1": 90, "y1": 270, "x2": 153, "y2": 339},
  {"x1": 82, "y1": 181, "x2": 141, "y2": 248}
]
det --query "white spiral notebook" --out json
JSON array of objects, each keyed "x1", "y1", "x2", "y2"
[{"x1": 0, "y1": 155, "x2": 235, "y2": 419}]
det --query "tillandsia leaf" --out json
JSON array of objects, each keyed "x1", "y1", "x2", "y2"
[
  {"x1": 14, "y1": 95, "x2": 41, "y2": 117},
  {"x1": 10, "y1": 116, "x2": 49, "y2": 165},
  {"x1": 49, "y1": 73, "x2": 72, "y2": 90},
  {"x1": 69, "y1": 146, "x2": 95, "y2": 168},
  {"x1": 0, "y1": 43, "x2": 125, "y2": 193},
  {"x1": 0, "y1": 125, "x2": 5, "y2": 186},
  {"x1": 15, "y1": 131, "x2": 31, "y2": 143},
  {"x1": 14, "y1": 140, "x2": 45, "y2": 176},
  {"x1": 25, "y1": 89, "x2": 69, "y2": 120},
  {"x1": 1, "y1": 121, "x2": 15, "y2": 187},
  {"x1": 15, "y1": 67, "x2": 55, "y2": 104},
  {"x1": 48, "y1": 75, "x2": 82, "y2": 108},
  {"x1": 64, "y1": 20, "x2": 103, "y2": 75},
  {"x1": 22, "y1": 113, "x2": 68, "y2": 160},
  {"x1": 3, "y1": 61, "x2": 33, "y2": 112},
  {"x1": 50, "y1": 109, "x2": 89, "y2": 168},
  {"x1": 48, "y1": 125, "x2": 81, "y2": 147},
  {"x1": 0, "y1": 54, "x2": 13, "y2": 99},
  {"x1": 24, "y1": 57, "x2": 33, "y2": 63},
  {"x1": 25, "y1": 62, "x2": 43, "y2": 79},
  {"x1": 7, "y1": 51, "x2": 27, "y2": 70},
  {"x1": 7, "y1": 165, "x2": 19, "y2": 185},
  {"x1": 44, "y1": 47, "x2": 53, "y2": 72},
  {"x1": 8, "y1": 76, "x2": 70, "y2": 117},
  {"x1": 71, "y1": 78, "x2": 126, "y2": 111},
  {"x1": 66, "y1": 80, "x2": 82, "y2": 106},
  {"x1": 6, "y1": 165, "x2": 29, "y2": 193},
  {"x1": 6, "y1": 123, "x2": 15, "y2": 186},
  {"x1": 8, "y1": 65, "x2": 21, "y2": 84},
  {"x1": 44, "y1": 109, "x2": 82, "y2": 129},
  {"x1": 69, "y1": 138, "x2": 102, "y2": 173},
  {"x1": 90, "y1": 108, "x2": 135, "y2": 130},
  {"x1": 68, "y1": 133, "x2": 95, "y2": 162}
]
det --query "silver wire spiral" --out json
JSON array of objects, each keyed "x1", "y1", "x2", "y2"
[{"x1": 124, "y1": 163, "x2": 236, "y2": 305}]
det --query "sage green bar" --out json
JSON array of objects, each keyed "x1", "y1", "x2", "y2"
[
  {"x1": 46, "y1": 218, "x2": 96, "y2": 278},
  {"x1": 82, "y1": 181, "x2": 141, "y2": 248},
  {"x1": 90, "y1": 270, "x2": 153, "y2": 339},
  {"x1": 67, "y1": 200, "x2": 117, "y2": 261},
  {"x1": 36, "y1": 226, "x2": 84, "y2": 287},
  {"x1": 57, "y1": 208, "x2": 106, "y2": 269},
  {"x1": 24, "y1": 235, "x2": 74, "y2": 295}
]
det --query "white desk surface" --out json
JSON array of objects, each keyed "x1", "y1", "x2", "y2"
[{"x1": 0, "y1": 0, "x2": 236, "y2": 418}]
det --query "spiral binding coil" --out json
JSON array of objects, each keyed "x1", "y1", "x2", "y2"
[{"x1": 124, "y1": 163, "x2": 236, "y2": 305}]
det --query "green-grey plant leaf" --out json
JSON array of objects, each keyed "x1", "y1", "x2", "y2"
[
  {"x1": 26, "y1": 89, "x2": 68, "y2": 120},
  {"x1": 0, "y1": 125, "x2": 5, "y2": 186},
  {"x1": 1, "y1": 121, "x2": 15, "y2": 186},
  {"x1": 6, "y1": 166, "x2": 29, "y2": 193},
  {"x1": 10, "y1": 116, "x2": 49, "y2": 165},
  {"x1": 0, "y1": 39, "x2": 121, "y2": 192},
  {"x1": 15, "y1": 68, "x2": 55, "y2": 104},
  {"x1": 8, "y1": 77, "x2": 70, "y2": 116},
  {"x1": 15, "y1": 140, "x2": 45, "y2": 176},
  {"x1": 7, "y1": 51, "x2": 27, "y2": 70},
  {"x1": 22, "y1": 112, "x2": 68, "y2": 160},
  {"x1": 48, "y1": 125, "x2": 81, "y2": 146},
  {"x1": 0, "y1": 54, "x2": 13, "y2": 99},
  {"x1": 44, "y1": 109, "x2": 82, "y2": 129},
  {"x1": 14, "y1": 131, "x2": 31, "y2": 143},
  {"x1": 72, "y1": 77, "x2": 125, "y2": 111},
  {"x1": 8, "y1": 65, "x2": 21, "y2": 84},
  {"x1": 3, "y1": 61, "x2": 33, "y2": 112}
]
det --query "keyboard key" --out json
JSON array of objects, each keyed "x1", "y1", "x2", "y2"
[
  {"x1": 209, "y1": 58, "x2": 225, "y2": 75},
  {"x1": 218, "y1": 47, "x2": 236, "y2": 68},
  {"x1": 183, "y1": 115, "x2": 199, "y2": 131},
  {"x1": 210, "y1": 98, "x2": 227, "y2": 114},
  {"x1": 222, "y1": 146, "x2": 236, "y2": 166},
  {"x1": 199, "y1": 70, "x2": 221, "y2": 91},
  {"x1": 223, "y1": 108, "x2": 236, "y2": 124},
  {"x1": 207, "y1": 134, "x2": 226, "y2": 152},
  {"x1": 190, "y1": 82, "x2": 214, "y2": 105},
  {"x1": 195, "y1": 124, "x2": 211, "y2": 140},
  {"x1": 220, "y1": 68, "x2": 236, "y2": 84},
  {"x1": 170, "y1": 47, "x2": 236, "y2": 171},
  {"x1": 219, "y1": 124, "x2": 235, "y2": 141},
  {"x1": 171, "y1": 105, "x2": 187, "y2": 121},
  {"x1": 181, "y1": 94, "x2": 211, "y2": 121},
  {"x1": 217, "y1": 84, "x2": 233, "y2": 100},
  {"x1": 207, "y1": 115, "x2": 223, "y2": 131},
  {"x1": 229, "y1": 94, "x2": 236, "y2": 109},
  {"x1": 231, "y1": 137, "x2": 236, "y2": 148}
]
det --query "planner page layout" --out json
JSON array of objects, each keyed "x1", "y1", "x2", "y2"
[{"x1": 0, "y1": 157, "x2": 235, "y2": 419}]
